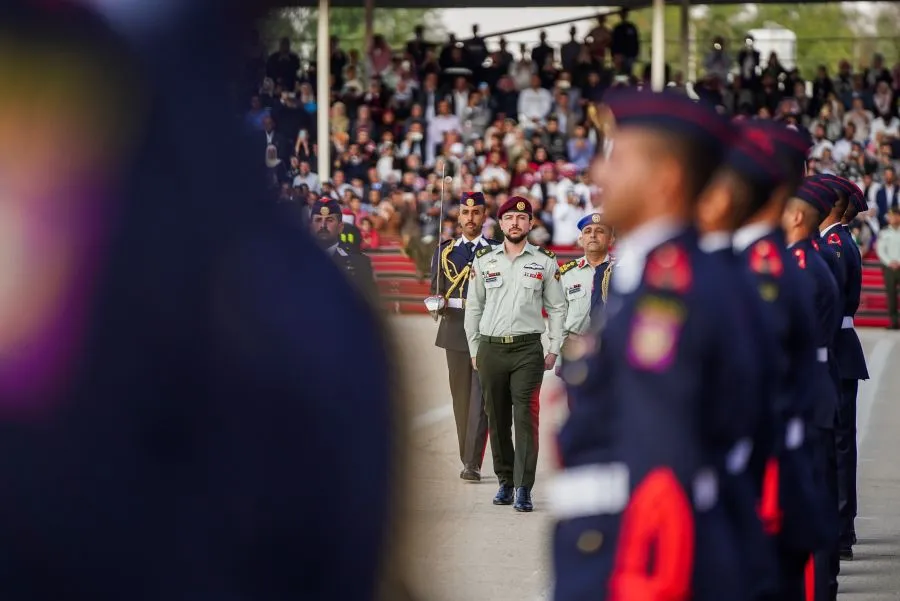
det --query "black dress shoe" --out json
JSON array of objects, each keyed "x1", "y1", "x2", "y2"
[
  {"x1": 513, "y1": 487, "x2": 533, "y2": 512},
  {"x1": 493, "y1": 485, "x2": 514, "y2": 505},
  {"x1": 839, "y1": 548, "x2": 854, "y2": 561},
  {"x1": 460, "y1": 467, "x2": 481, "y2": 482}
]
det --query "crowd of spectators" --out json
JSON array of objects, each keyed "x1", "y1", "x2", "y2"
[{"x1": 239, "y1": 13, "x2": 900, "y2": 265}]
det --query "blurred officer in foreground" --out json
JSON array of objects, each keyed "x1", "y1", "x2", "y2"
[
  {"x1": 716, "y1": 121, "x2": 832, "y2": 601},
  {"x1": 812, "y1": 174, "x2": 869, "y2": 561},
  {"x1": 552, "y1": 89, "x2": 758, "y2": 601},
  {"x1": 310, "y1": 197, "x2": 377, "y2": 300},
  {"x1": 782, "y1": 181, "x2": 842, "y2": 601},
  {"x1": 557, "y1": 214, "x2": 614, "y2": 384},
  {"x1": 0, "y1": 2, "x2": 401, "y2": 600},
  {"x1": 465, "y1": 196, "x2": 566, "y2": 512},
  {"x1": 430, "y1": 191, "x2": 496, "y2": 482},
  {"x1": 694, "y1": 123, "x2": 784, "y2": 601}
]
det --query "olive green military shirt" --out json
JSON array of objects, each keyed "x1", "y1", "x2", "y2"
[{"x1": 464, "y1": 241, "x2": 567, "y2": 358}]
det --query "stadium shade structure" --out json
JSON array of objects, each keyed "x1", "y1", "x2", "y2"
[{"x1": 299, "y1": 0, "x2": 841, "y2": 180}]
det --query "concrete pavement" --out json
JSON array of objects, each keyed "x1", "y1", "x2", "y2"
[{"x1": 391, "y1": 316, "x2": 900, "y2": 601}]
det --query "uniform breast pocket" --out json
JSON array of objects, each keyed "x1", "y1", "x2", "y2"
[
  {"x1": 566, "y1": 285, "x2": 586, "y2": 301},
  {"x1": 484, "y1": 274, "x2": 503, "y2": 289},
  {"x1": 520, "y1": 272, "x2": 543, "y2": 298}
]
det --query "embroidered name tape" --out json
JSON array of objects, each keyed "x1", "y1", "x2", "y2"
[{"x1": 547, "y1": 463, "x2": 630, "y2": 520}]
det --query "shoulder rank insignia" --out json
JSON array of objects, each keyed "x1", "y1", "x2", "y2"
[
  {"x1": 644, "y1": 243, "x2": 691, "y2": 293},
  {"x1": 826, "y1": 232, "x2": 842, "y2": 257},
  {"x1": 475, "y1": 246, "x2": 492, "y2": 258},
  {"x1": 793, "y1": 247, "x2": 807, "y2": 270},
  {"x1": 749, "y1": 239, "x2": 783, "y2": 278},
  {"x1": 559, "y1": 259, "x2": 578, "y2": 275},
  {"x1": 627, "y1": 296, "x2": 685, "y2": 372},
  {"x1": 539, "y1": 247, "x2": 556, "y2": 259}
]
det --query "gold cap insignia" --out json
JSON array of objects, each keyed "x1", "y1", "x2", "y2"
[
  {"x1": 591, "y1": 214, "x2": 601, "y2": 223},
  {"x1": 320, "y1": 206, "x2": 330, "y2": 216},
  {"x1": 466, "y1": 197, "x2": 475, "y2": 207},
  {"x1": 516, "y1": 201, "x2": 526, "y2": 211}
]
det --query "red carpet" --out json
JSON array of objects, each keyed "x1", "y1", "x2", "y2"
[{"x1": 368, "y1": 245, "x2": 894, "y2": 328}]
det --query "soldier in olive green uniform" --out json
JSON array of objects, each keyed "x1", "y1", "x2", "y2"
[
  {"x1": 557, "y1": 214, "x2": 614, "y2": 389},
  {"x1": 464, "y1": 196, "x2": 567, "y2": 512},
  {"x1": 430, "y1": 192, "x2": 497, "y2": 482}
]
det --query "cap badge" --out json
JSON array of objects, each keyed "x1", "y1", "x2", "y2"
[
  {"x1": 516, "y1": 201, "x2": 526, "y2": 211},
  {"x1": 320, "y1": 206, "x2": 330, "y2": 216},
  {"x1": 591, "y1": 214, "x2": 601, "y2": 223},
  {"x1": 466, "y1": 197, "x2": 475, "y2": 207}
]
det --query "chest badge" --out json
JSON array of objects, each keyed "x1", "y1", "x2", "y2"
[{"x1": 627, "y1": 297, "x2": 685, "y2": 372}]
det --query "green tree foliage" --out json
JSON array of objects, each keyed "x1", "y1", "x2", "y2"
[
  {"x1": 259, "y1": 7, "x2": 445, "y2": 58},
  {"x1": 867, "y1": 3, "x2": 900, "y2": 67},
  {"x1": 627, "y1": 3, "x2": 863, "y2": 80}
]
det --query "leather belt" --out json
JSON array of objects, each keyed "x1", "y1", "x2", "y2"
[
  {"x1": 841, "y1": 316, "x2": 854, "y2": 329},
  {"x1": 484, "y1": 333, "x2": 542, "y2": 344},
  {"x1": 447, "y1": 298, "x2": 465, "y2": 309}
]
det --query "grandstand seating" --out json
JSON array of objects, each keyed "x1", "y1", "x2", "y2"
[{"x1": 370, "y1": 244, "x2": 894, "y2": 328}]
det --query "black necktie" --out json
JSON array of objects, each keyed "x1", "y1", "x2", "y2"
[
  {"x1": 590, "y1": 263, "x2": 606, "y2": 311},
  {"x1": 465, "y1": 241, "x2": 475, "y2": 258}
]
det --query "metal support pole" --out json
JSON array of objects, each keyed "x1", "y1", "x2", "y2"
[
  {"x1": 650, "y1": 0, "x2": 665, "y2": 91},
  {"x1": 316, "y1": 0, "x2": 330, "y2": 182},
  {"x1": 364, "y1": 0, "x2": 374, "y2": 54},
  {"x1": 680, "y1": 0, "x2": 690, "y2": 83}
]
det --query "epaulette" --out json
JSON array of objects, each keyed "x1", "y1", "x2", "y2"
[
  {"x1": 475, "y1": 246, "x2": 492, "y2": 258},
  {"x1": 440, "y1": 238, "x2": 453, "y2": 246},
  {"x1": 485, "y1": 238, "x2": 501, "y2": 246},
  {"x1": 538, "y1": 247, "x2": 556, "y2": 259},
  {"x1": 748, "y1": 239, "x2": 784, "y2": 278},
  {"x1": 793, "y1": 247, "x2": 807, "y2": 269},
  {"x1": 644, "y1": 243, "x2": 692, "y2": 293},
  {"x1": 559, "y1": 259, "x2": 578, "y2": 275}
]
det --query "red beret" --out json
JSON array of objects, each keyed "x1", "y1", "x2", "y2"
[{"x1": 497, "y1": 195, "x2": 533, "y2": 219}]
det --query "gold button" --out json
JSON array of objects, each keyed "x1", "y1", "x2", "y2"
[{"x1": 576, "y1": 530, "x2": 604, "y2": 554}]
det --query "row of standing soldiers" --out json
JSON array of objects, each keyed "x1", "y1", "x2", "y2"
[{"x1": 430, "y1": 88, "x2": 868, "y2": 601}]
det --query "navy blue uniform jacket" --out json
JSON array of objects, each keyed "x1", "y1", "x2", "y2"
[
  {"x1": 739, "y1": 230, "x2": 832, "y2": 554},
  {"x1": 824, "y1": 225, "x2": 869, "y2": 380},
  {"x1": 554, "y1": 229, "x2": 759, "y2": 601}
]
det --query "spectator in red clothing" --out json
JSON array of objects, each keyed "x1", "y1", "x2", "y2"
[{"x1": 361, "y1": 217, "x2": 382, "y2": 250}]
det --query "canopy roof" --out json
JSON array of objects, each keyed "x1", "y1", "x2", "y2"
[{"x1": 285, "y1": 0, "x2": 846, "y2": 8}]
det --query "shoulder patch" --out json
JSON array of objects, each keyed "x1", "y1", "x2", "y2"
[
  {"x1": 627, "y1": 295, "x2": 686, "y2": 372},
  {"x1": 749, "y1": 239, "x2": 784, "y2": 278},
  {"x1": 644, "y1": 243, "x2": 692, "y2": 293},
  {"x1": 559, "y1": 259, "x2": 578, "y2": 275},
  {"x1": 793, "y1": 247, "x2": 807, "y2": 270},
  {"x1": 538, "y1": 247, "x2": 556, "y2": 258},
  {"x1": 475, "y1": 246, "x2": 492, "y2": 258},
  {"x1": 826, "y1": 232, "x2": 842, "y2": 247}
]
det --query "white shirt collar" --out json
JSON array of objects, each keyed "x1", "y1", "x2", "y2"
[
  {"x1": 455, "y1": 235, "x2": 485, "y2": 247},
  {"x1": 580, "y1": 253, "x2": 609, "y2": 268},
  {"x1": 698, "y1": 231, "x2": 734, "y2": 253},
  {"x1": 612, "y1": 217, "x2": 686, "y2": 294},
  {"x1": 733, "y1": 222, "x2": 774, "y2": 252},
  {"x1": 820, "y1": 221, "x2": 842, "y2": 237},
  {"x1": 325, "y1": 242, "x2": 346, "y2": 256}
]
